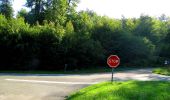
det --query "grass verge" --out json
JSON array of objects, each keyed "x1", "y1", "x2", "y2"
[
  {"x1": 0, "y1": 68, "x2": 110, "y2": 74},
  {"x1": 67, "y1": 81, "x2": 170, "y2": 100},
  {"x1": 153, "y1": 67, "x2": 170, "y2": 76},
  {"x1": 0, "y1": 67, "x2": 139, "y2": 74}
]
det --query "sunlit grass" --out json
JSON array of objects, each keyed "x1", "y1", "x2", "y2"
[
  {"x1": 67, "y1": 81, "x2": 170, "y2": 100},
  {"x1": 153, "y1": 67, "x2": 170, "y2": 76}
]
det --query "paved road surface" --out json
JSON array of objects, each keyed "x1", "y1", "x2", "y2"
[{"x1": 0, "y1": 68, "x2": 170, "y2": 100}]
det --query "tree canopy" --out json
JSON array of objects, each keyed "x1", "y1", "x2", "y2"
[{"x1": 0, "y1": 1, "x2": 170, "y2": 70}]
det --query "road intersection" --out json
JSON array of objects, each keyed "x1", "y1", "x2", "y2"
[{"x1": 0, "y1": 68, "x2": 170, "y2": 100}]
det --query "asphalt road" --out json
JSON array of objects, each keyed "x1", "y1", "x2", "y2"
[{"x1": 0, "y1": 68, "x2": 170, "y2": 100}]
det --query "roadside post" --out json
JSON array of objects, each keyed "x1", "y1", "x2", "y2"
[
  {"x1": 107, "y1": 55, "x2": 120, "y2": 82},
  {"x1": 64, "y1": 64, "x2": 68, "y2": 72}
]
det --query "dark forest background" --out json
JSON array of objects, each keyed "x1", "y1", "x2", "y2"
[{"x1": 0, "y1": 0, "x2": 170, "y2": 70}]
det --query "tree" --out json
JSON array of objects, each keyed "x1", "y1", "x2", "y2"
[
  {"x1": 0, "y1": 0, "x2": 13, "y2": 19},
  {"x1": 25, "y1": 0, "x2": 46, "y2": 23},
  {"x1": 45, "y1": 0, "x2": 68, "y2": 25},
  {"x1": 121, "y1": 17, "x2": 138, "y2": 33},
  {"x1": 159, "y1": 14, "x2": 169, "y2": 21},
  {"x1": 159, "y1": 30, "x2": 170, "y2": 60},
  {"x1": 134, "y1": 15, "x2": 153, "y2": 37},
  {"x1": 67, "y1": 0, "x2": 79, "y2": 13},
  {"x1": 17, "y1": 8, "x2": 28, "y2": 19},
  {"x1": 150, "y1": 18, "x2": 168, "y2": 44}
]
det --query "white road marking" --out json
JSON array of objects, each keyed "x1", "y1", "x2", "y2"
[{"x1": 5, "y1": 79, "x2": 98, "y2": 85}]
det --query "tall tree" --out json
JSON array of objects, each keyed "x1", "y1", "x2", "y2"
[
  {"x1": 26, "y1": 0, "x2": 46, "y2": 23},
  {"x1": 134, "y1": 15, "x2": 153, "y2": 37},
  {"x1": 45, "y1": 0, "x2": 69, "y2": 25},
  {"x1": 45, "y1": 0, "x2": 79, "y2": 25},
  {"x1": 0, "y1": 0, "x2": 13, "y2": 19}
]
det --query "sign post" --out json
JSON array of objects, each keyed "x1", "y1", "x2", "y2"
[
  {"x1": 107, "y1": 55, "x2": 120, "y2": 82},
  {"x1": 111, "y1": 68, "x2": 114, "y2": 82}
]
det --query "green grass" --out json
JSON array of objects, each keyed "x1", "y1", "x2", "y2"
[
  {"x1": 153, "y1": 67, "x2": 170, "y2": 76},
  {"x1": 0, "y1": 67, "x2": 138, "y2": 74},
  {"x1": 0, "y1": 68, "x2": 111, "y2": 74},
  {"x1": 67, "y1": 81, "x2": 170, "y2": 100}
]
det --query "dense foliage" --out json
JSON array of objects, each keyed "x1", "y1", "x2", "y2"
[
  {"x1": 0, "y1": 0, "x2": 170, "y2": 70},
  {"x1": 0, "y1": 0, "x2": 13, "y2": 19}
]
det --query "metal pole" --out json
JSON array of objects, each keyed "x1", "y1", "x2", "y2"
[{"x1": 111, "y1": 68, "x2": 114, "y2": 82}]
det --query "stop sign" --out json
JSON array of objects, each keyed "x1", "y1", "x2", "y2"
[{"x1": 107, "y1": 55, "x2": 120, "y2": 68}]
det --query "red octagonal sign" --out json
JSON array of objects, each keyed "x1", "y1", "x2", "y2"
[{"x1": 107, "y1": 55, "x2": 120, "y2": 68}]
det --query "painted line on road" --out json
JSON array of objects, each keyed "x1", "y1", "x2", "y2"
[{"x1": 5, "y1": 79, "x2": 98, "y2": 85}]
